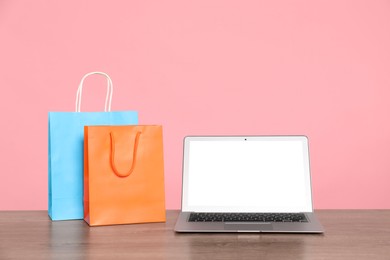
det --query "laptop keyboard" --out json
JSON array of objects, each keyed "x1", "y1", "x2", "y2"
[{"x1": 188, "y1": 213, "x2": 308, "y2": 222}]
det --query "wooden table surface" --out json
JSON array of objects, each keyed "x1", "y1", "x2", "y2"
[{"x1": 0, "y1": 210, "x2": 389, "y2": 259}]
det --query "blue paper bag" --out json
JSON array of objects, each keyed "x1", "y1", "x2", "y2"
[{"x1": 48, "y1": 72, "x2": 138, "y2": 220}]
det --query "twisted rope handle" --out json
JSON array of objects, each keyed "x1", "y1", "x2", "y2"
[
  {"x1": 75, "y1": 72, "x2": 113, "y2": 112},
  {"x1": 109, "y1": 131, "x2": 142, "y2": 178}
]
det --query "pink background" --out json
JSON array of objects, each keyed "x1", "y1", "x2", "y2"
[{"x1": 1, "y1": 0, "x2": 389, "y2": 210}]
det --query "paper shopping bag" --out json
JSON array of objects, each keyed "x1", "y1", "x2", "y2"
[
  {"x1": 48, "y1": 72, "x2": 138, "y2": 221},
  {"x1": 84, "y1": 125, "x2": 166, "y2": 226}
]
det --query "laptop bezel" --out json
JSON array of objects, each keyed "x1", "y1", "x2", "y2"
[{"x1": 180, "y1": 135, "x2": 314, "y2": 213}]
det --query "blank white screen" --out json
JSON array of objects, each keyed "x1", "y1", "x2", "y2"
[{"x1": 183, "y1": 137, "x2": 313, "y2": 212}]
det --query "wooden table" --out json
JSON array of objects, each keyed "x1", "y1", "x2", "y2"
[{"x1": 0, "y1": 210, "x2": 389, "y2": 259}]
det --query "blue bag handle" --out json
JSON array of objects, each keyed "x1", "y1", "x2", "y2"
[{"x1": 75, "y1": 72, "x2": 113, "y2": 112}]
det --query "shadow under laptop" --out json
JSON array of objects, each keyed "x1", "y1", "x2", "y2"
[{"x1": 175, "y1": 232, "x2": 317, "y2": 260}]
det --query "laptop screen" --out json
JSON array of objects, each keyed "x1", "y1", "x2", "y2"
[{"x1": 181, "y1": 136, "x2": 313, "y2": 213}]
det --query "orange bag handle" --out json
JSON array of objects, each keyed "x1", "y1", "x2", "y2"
[{"x1": 109, "y1": 131, "x2": 142, "y2": 178}]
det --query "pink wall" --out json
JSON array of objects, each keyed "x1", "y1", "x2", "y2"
[{"x1": 1, "y1": 0, "x2": 389, "y2": 210}]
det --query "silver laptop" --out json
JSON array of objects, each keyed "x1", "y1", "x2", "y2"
[{"x1": 174, "y1": 136, "x2": 324, "y2": 233}]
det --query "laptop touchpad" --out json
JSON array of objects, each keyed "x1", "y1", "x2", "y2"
[{"x1": 224, "y1": 223, "x2": 273, "y2": 231}]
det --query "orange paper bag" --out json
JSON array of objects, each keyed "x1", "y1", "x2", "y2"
[{"x1": 84, "y1": 125, "x2": 166, "y2": 226}]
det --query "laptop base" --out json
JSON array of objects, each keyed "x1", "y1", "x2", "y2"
[{"x1": 174, "y1": 212, "x2": 324, "y2": 233}]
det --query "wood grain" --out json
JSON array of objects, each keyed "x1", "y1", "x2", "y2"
[{"x1": 0, "y1": 210, "x2": 389, "y2": 260}]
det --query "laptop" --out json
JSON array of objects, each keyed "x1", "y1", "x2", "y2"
[{"x1": 174, "y1": 136, "x2": 324, "y2": 233}]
